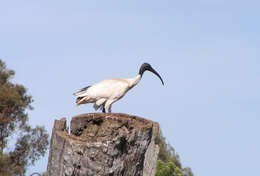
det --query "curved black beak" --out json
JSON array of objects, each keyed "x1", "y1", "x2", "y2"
[{"x1": 148, "y1": 66, "x2": 164, "y2": 85}]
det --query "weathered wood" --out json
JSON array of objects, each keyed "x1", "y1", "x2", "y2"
[{"x1": 47, "y1": 113, "x2": 160, "y2": 176}]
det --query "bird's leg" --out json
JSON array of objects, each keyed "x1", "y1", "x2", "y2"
[
  {"x1": 105, "y1": 100, "x2": 114, "y2": 113},
  {"x1": 102, "y1": 107, "x2": 106, "y2": 113},
  {"x1": 108, "y1": 105, "x2": 112, "y2": 113}
]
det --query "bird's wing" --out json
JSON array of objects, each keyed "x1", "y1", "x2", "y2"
[
  {"x1": 74, "y1": 79, "x2": 129, "y2": 99},
  {"x1": 87, "y1": 79, "x2": 129, "y2": 98}
]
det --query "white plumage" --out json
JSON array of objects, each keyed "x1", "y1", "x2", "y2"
[{"x1": 74, "y1": 63, "x2": 164, "y2": 113}]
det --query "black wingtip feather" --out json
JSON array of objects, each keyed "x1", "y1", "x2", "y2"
[
  {"x1": 80, "y1": 86, "x2": 91, "y2": 92},
  {"x1": 76, "y1": 97, "x2": 83, "y2": 104}
]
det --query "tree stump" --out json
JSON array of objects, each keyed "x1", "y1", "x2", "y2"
[{"x1": 47, "y1": 113, "x2": 160, "y2": 176}]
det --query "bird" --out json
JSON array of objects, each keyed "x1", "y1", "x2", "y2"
[{"x1": 73, "y1": 63, "x2": 164, "y2": 113}]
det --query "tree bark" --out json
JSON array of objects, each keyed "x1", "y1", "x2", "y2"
[{"x1": 47, "y1": 113, "x2": 160, "y2": 176}]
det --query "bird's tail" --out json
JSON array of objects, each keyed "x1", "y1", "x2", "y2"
[{"x1": 76, "y1": 96, "x2": 88, "y2": 105}]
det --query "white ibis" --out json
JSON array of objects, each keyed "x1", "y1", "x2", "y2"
[{"x1": 74, "y1": 63, "x2": 164, "y2": 113}]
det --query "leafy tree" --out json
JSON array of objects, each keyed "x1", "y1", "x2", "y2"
[
  {"x1": 182, "y1": 167, "x2": 194, "y2": 176},
  {"x1": 0, "y1": 60, "x2": 49, "y2": 176},
  {"x1": 156, "y1": 132, "x2": 193, "y2": 176}
]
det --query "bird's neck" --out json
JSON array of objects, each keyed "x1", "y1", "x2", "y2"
[{"x1": 127, "y1": 74, "x2": 142, "y2": 88}]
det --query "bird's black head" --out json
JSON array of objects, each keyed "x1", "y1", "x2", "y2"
[
  {"x1": 139, "y1": 63, "x2": 151, "y2": 75},
  {"x1": 139, "y1": 62, "x2": 164, "y2": 85}
]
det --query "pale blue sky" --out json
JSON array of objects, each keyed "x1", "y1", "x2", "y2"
[{"x1": 1, "y1": 1, "x2": 260, "y2": 176}]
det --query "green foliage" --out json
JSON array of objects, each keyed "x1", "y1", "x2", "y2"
[
  {"x1": 156, "y1": 160, "x2": 184, "y2": 176},
  {"x1": 156, "y1": 132, "x2": 194, "y2": 176},
  {"x1": 0, "y1": 59, "x2": 49, "y2": 176},
  {"x1": 182, "y1": 167, "x2": 194, "y2": 176},
  {"x1": 157, "y1": 133, "x2": 182, "y2": 168}
]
